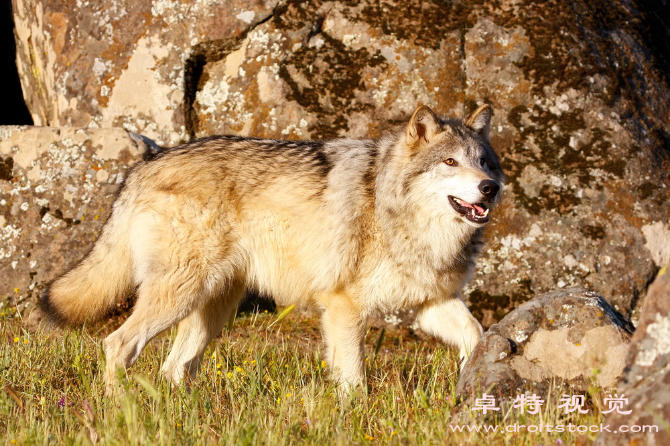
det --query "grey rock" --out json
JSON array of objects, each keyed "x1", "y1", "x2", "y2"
[{"x1": 456, "y1": 288, "x2": 634, "y2": 400}]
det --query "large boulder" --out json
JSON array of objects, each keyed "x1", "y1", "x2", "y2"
[
  {"x1": 11, "y1": 0, "x2": 278, "y2": 145},
  {"x1": 10, "y1": 0, "x2": 670, "y2": 323},
  {"x1": 456, "y1": 288, "x2": 634, "y2": 400},
  {"x1": 0, "y1": 126, "x2": 149, "y2": 312},
  {"x1": 594, "y1": 266, "x2": 670, "y2": 446}
]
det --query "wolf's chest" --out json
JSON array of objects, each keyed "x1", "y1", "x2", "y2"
[{"x1": 355, "y1": 255, "x2": 469, "y2": 314}]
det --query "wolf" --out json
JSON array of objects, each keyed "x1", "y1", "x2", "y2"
[{"x1": 40, "y1": 104, "x2": 504, "y2": 392}]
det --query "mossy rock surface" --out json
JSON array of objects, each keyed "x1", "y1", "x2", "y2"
[{"x1": 7, "y1": 0, "x2": 670, "y2": 325}]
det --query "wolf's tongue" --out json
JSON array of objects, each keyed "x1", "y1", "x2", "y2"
[{"x1": 459, "y1": 199, "x2": 485, "y2": 215}]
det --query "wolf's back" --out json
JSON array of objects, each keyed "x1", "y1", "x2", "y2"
[{"x1": 40, "y1": 206, "x2": 135, "y2": 326}]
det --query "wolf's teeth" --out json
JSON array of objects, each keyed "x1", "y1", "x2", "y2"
[{"x1": 483, "y1": 208, "x2": 489, "y2": 217}]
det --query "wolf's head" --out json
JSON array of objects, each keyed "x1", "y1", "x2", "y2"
[{"x1": 399, "y1": 104, "x2": 505, "y2": 228}]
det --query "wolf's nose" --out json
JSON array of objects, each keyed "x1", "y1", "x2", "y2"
[{"x1": 479, "y1": 179, "x2": 500, "y2": 200}]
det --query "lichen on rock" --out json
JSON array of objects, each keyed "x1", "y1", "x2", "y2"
[{"x1": 0, "y1": 126, "x2": 149, "y2": 312}]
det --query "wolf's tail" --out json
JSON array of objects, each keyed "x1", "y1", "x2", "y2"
[{"x1": 40, "y1": 212, "x2": 134, "y2": 326}]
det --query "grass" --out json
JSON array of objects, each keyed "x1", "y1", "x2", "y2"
[{"x1": 1, "y1": 306, "x2": 607, "y2": 445}]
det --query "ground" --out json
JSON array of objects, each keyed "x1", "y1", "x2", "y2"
[{"x1": 1, "y1": 307, "x2": 609, "y2": 445}]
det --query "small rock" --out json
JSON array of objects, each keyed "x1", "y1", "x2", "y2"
[{"x1": 456, "y1": 287, "x2": 634, "y2": 401}]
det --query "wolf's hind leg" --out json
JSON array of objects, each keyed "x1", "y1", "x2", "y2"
[
  {"x1": 102, "y1": 272, "x2": 206, "y2": 392},
  {"x1": 415, "y1": 296, "x2": 483, "y2": 370},
  {"x1": 160, "y1": 280, "x2": 245, "y2": 384},
  {"x1": 320, "y1": 293, "x2": 367, "y2": 394}
]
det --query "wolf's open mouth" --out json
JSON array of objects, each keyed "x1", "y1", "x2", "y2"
[{"x1": 448, "y1": 196, "x2": 490, "y2": 224}]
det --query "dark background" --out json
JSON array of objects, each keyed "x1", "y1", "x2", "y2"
[
  {"x1": 1, "y1": 0, "x2": 668, "y2": 126},
  {"x1": 1, "y1": 0, "x2": 32, "y2": 125}
]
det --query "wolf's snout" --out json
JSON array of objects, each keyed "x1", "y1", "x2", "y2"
[{"x1": 478, "y1": 179, "x2": 500, "y2": 201}]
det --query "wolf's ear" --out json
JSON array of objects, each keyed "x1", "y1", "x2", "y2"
[
  {"x1": 465, "y1": 104, "x2": 492, "y2": 142},
  {"x1": 406, "y1": 105, "x2": 442, "y2": 150}
]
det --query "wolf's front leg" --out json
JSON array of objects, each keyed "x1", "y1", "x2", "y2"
[
  {"x1": 416, "y1": 295, "x2": 483, "y2": 370},
  {"x1": 320, "y1": 293, "x2": 367, "y2": 395}
]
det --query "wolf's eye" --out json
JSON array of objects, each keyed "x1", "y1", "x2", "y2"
[
  {"x1": 444, "y1": 158, "x2": 457, "y2": 166},
  {"x1": 480, "y1": 157, "x2": 487, "y2": 167}
]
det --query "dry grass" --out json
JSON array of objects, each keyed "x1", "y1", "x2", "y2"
[{"x1": 1, "y1": 307, "x2": 604, "y2": 445}]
